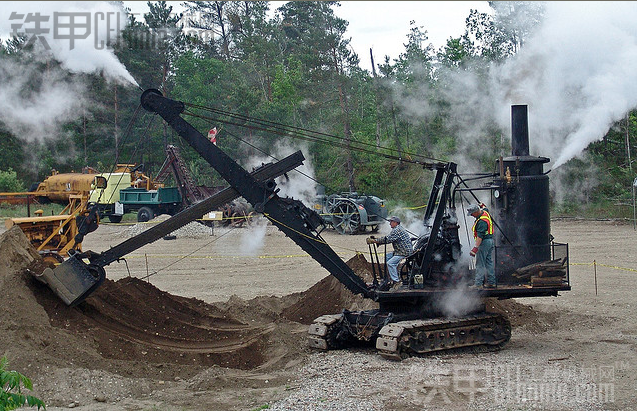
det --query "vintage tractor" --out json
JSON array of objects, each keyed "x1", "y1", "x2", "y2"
[{"x1": 315, "y1": 187, "x2": 388, "y2": 235}]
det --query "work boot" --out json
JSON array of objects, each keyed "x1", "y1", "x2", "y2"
[
  {"x1": 389, "y1": 282, "x2": 402, "y2": 292},
  {"x1": 378, "y1": 280, "x2": 392, "y2": 291}
]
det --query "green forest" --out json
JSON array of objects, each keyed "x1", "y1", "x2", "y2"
[{"x1": 0, "y1": 1, "x2": 635, "y2": 218}]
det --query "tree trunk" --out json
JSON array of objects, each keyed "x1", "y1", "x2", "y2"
[
  {"x1": 114, "y1": 85, "x2": 119, "y2": 163},
  {"x1": 162, "y1": 59, "x2": 169, "y2": 150},
  {"x1": 370, "y1": 48, "x2": 381, "y2": 148},
  {"x1": 338, "y1": 83, "x2": 356, "y2": 192},
  {"x1": 215, "y1": 2, "x2": 230, "y2": 59},
  {"x1": 328, "y1": 20, "x2": 355, "y2": 192},
  {"x1": 390, "y1": 101, "x2": 403, "y2": 168}
]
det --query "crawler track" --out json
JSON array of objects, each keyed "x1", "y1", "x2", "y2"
[
  {"x1": 309, "y1": 312, "x2": 511, "y2": 360},
  {"x1": 376, "y1": 313, "x2": 511, "y2": 360},
  {"x1": 308, "y1": 314, "x2": 347, "y2": 350}
]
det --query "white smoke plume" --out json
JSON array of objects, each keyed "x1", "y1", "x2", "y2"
[
  {"x1": 436, "y1": 286, "x2": 483, "y2": 317},
  {"x1": 396, "y1": 2, "x2": 637, "y2": 172},
  {"x1": 0, "y1": 59, "x2": 87, "y2": 142},
  {"x1": 390, "y1": 205, "x2": 425, "y2": 237},
  {"x1": 491, "y1": 2, "x2": 637, "y2": 168},
  {"x1": 239, "y1": 215, "x2": 269, "y2": 256},
  {"x1": 0, "y1": 1, "x2": 138, "y2": 86},
  {"x1": 549, "y1": 154, "x2": 600, "y2": 205},
  {"x1": 236, "y1": 142, "x2": 317, "y2": 255},
  {"x1": 0, "y1": 2, "x2": 138, "y2": 143}
]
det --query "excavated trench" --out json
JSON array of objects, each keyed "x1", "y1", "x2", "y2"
[{"x1": 0, "y1": 226, "x2": 545, "y2": 381}]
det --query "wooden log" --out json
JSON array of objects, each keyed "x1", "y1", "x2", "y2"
[
  {"x1": 537, "y1": 268, "x2": 566, "y2": 278},
  {"x1": 531, "y1": 276, "x2": 565, "y2": 286},
  {"x1": 512, "y1": 258, "x2": 567, "y2": 279}
]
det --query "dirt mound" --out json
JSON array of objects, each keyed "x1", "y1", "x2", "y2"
[
  {"x1": 485, "y1": 298, "x2": 557, "y2": 333},
  {"x1": 0, "y1": 227, "x2": 118, "y2": 382},
  {"x1": 344, "y1": 252, "x2": 379, "y2": 282},
  {"x1": 0, "y1": 230, "x2": 381, "y2": 381},
  {"x1": 0, "y1": 228, "x2": 381, "y2": 381},
  {"x1": 281, "y1": 254, "x2": 379, "y2": 324},
  {"x1": 0, "y1": 227, "x2": 297, "y2": 383},
  {"x1": 38, "y1": 277, "x2": 272, "y2": 370}
]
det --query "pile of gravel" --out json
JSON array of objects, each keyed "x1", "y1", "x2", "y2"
[
  {"x1": 120, "y1": 220, "x2": 216, "y2": 239},
  {"x1": 269, "y1": 350, "x2": 386, "y2": 411}
]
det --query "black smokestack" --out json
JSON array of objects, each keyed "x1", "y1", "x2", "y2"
[
  {"x1": 511, "y1": 105, "x2": 530, "y2": 156},
  {"x1": 493, "y1": 105, "x2": 551, "y2": 284}
]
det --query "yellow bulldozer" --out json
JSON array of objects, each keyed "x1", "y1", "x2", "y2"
[
  {"x1": 2, "y1": 164, "x2": 156, "y2": 265},
  {"x1": 4, "y1": 194, "x2": 91, "y2": 266}
]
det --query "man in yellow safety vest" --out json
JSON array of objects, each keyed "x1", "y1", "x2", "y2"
[{"x1": 467, "y1": 204, "x2": 496, "y2": 288}]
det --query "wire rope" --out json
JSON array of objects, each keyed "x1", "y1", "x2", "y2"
[{"x1": 182, "y1": 103, "x2": 448, "y2": 166}]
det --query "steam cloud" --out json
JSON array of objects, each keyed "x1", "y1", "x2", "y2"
[
  {"x1": 398, "y1": 2, "x2": 637, "y2": 171},
  {"x1": 436, "y1": 287, "x2": 483, "y2": 318},
  {"x1": 239, "y1": 216, "x2": 269, "y2": 256},
  {"x1": 0, "y1": 1, "x2": 137, "y2": 85},
  {"x1": 0, "y1": 60, "x2": 87, "y2": 143},
  {"x1": 243, "y1": 141, "x2": 318, "y2": 207},
  {"x1": 0, "y1": 2, "x2": 138, "y2": 143},
  {"x1": 492, "y1": 2, "x2": 637, "y2": 168}
]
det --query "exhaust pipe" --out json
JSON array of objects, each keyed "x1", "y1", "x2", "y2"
[{"x1": 511, "y1": 105, "x2": 530, "y2": 156}]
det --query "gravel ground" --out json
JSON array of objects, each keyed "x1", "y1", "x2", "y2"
[{"x1": 270, "y1": 335, "x2": 605, "y2": 411}]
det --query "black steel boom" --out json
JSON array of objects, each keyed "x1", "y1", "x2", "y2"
[
  {"x1": 90, "y1": 151, "x2": 305, "y2": 268},
  {"x1": 140, "y1": 89, "x2": 372, "y2": 299}
]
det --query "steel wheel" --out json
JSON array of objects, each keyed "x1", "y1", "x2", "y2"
[
  {"x1": 231, "y1": 212, "x2": 244, "y2": 227},
  {"x1": 325, "y1": 194, "x2": 340, "y2": 213},
  {"x1": 332, "y1": 200, "x2": 360, "y2": 235},
  {"x1": 245, "y1": 211, "x2": 256, "y2": 226}
]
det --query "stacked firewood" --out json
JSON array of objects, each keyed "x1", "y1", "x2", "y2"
[{"x1": 512, "y1": 257, "x2": 567, "y2": 286}]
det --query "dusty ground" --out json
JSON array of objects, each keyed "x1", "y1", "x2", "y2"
[{"x1": 0, "y1": 217, "x2": 636, "y2": 410}]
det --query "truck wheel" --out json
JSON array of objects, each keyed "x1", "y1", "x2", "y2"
[
  {"x1": 137, "y1": 207, "x2": 154, "y2": 222},
  {"x1": 108, "y1": 215, "x2": 122, "y2": 223}
]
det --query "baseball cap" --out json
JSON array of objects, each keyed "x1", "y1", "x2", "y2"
[
  {"x1": 389, "y1": 216, "x2": 401, "y2": 223},
  {"x1": 466, "y1": 204, "x2": 480, "y2": 215}
]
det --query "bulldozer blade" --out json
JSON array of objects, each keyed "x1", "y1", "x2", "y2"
[{"x1": 36, "y1": 253, "x2": 105, "y2": 306}]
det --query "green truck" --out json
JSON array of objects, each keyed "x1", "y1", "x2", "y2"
[
  {"x1": 89, "y1": 173, "x2": 183, "y2": 222},
  {"x1": 119, "y1": 187, "x2": 182, "y2": 222}
]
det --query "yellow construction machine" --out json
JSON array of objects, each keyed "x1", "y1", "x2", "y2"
[{"x1": 4, "y1": 197, "x2": 94, "y2": 266}]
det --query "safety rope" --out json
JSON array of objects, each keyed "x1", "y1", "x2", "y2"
[
  {"x1": 570, "y1": 262, "x2": 637, "y2": 273},
  {"x1": 390, "y1": 204, "x2": 428, "y2": 211}
]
